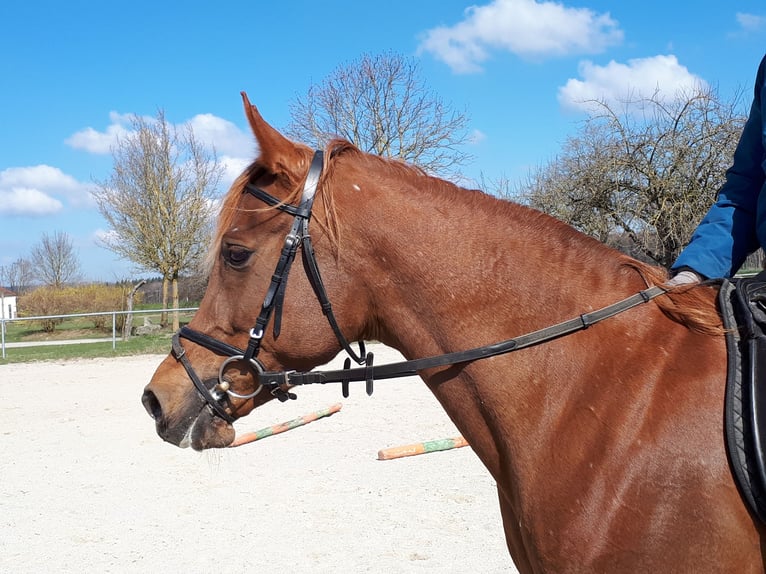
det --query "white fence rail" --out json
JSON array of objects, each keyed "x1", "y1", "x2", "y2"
[{"x1": 0, "y1": 307, "x2": 198, "y2": 359}]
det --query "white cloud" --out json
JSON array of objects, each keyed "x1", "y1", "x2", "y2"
[
  {"x1": 91, "y1": 228, "x2": 119, "y2": 244},
  {"x1": 219, "y1": 155, "x2": 251, "y2": 190},
  {"x1": 418, "y1": 0, "x2": 623, "y2": 73},
  {"x1": 65, "y1": 111, "x2": 133, "y2": 154},
  {"x1": 0, "y1": 165, "x2": 93, "y2": 216},
  {"x1": 67, "y1": 111, "x2": 253, "y2": 159},
  {"x1": 66, "y1": 111, "x2": 254, "y2": 194},
  {"x1": 1, "y1": 164, "x2": 80, "y2": 191},
  {"x1": 558, "y1": 55, "x2": 706, "y2": 113},
  {"x1": 0, "y1": 187, "x2": 63, "y2": 216},
  {"x1": 736, "y1": 12, "x2": 766, "y2": 34},
  {"x1": 185, "y1": 114, "x2": 254, "y2": 158}
]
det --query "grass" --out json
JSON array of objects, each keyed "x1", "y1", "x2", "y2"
[
  {"x1": 0, "y1": 333, "x2": 174, "y2": 364},
  {"x1": 0, "y1": 311, "x2": 196, "y2": 364},
  {"x1": 2, "y1": 311, "x2": 186, "y2": 343}
]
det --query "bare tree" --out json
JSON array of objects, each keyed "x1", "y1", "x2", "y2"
[
  {"x1": 286, "y1": 52, "x2": 473, "y2": 178},
  {"x1": 513, "y1": 85, "x2": 747, "y2": 267},
  {"x1": 92, "y1": 110, "x2": 222, "y2": 329},
  {"x1": 30, "y1": 231, "x2": 82, "y2": 287},
  {"x1": 0, "y1": 257, "x2": 35, "y2": 294}
]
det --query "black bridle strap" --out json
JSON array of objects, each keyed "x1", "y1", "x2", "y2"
[
  {"x1": 171, "y1": 331, "x2": 236, "y2": 424},
  {"x1": 178, "y1": 326, "x2": 244, "y2": 358},
  {"x1": 243, "y1": 151, "x2": 366, "y2": 365},
  {"x1": 300, "y1": 228, "x2": 367, "y2": 363},
  {"x1": 254, "y1": 216, "x2": 302, "y2": 345},
  {"x1": 240, "y1": 151, "x2": 324, "y2": 363}
]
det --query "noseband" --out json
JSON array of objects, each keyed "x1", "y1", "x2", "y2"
[{"x1": 170, "y1": 149, "x2": 668, "y2": 425}]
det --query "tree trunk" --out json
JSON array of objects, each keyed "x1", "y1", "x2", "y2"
[
  {"x1": 172, "y1": 274, "x2": 180, "y2": 331},
  {"x1": 122, "y1": 280, "x2": 146, "y2": 341},
  {"x1": 160, "y1": 276, "x2": 169, "y2": 327}
]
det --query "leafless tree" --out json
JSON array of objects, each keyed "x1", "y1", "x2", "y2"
[
  {"x1": 512, "y1": 85, "x2": 747, "y2": 268},
  {"x1": 92, "y1": 110, "x2": 222, "y2": 329},
  {"x1": 0, "y1": 257, "x2": 35, "y2": 294},
  {"x1": 286, "y1": 52, "x2": 473, "y2": 178},
  {"x1": 30, "y1": 231, "x2": 82, "y2": 287}
]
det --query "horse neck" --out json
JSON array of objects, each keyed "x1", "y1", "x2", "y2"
[
  {"x1": 328, "y1": 165, "x2": 676, "y2": 520},
  {"x1": 334, "y1": 172, "x2": 636, "y2": 360}
]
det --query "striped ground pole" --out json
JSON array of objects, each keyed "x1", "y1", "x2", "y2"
[
  {"x1": 229, "y1": 403, "x2": 342, "y2": 447},
  {"x1": 377, "y1": 436, "x2": 469, "y2": 460}
]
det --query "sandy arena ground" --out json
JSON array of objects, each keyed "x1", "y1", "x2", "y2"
[{"x1": 0, "y1": 344, "x2": 517, "y2": 573}]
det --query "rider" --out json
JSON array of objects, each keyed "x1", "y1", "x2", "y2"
[{"x1": 669, "y1": 53, "x2": 766, "y2": 285}]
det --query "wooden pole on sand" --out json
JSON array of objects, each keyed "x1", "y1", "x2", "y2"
[
  {"x1": 229, "y1": 403, "x2": 342, "y2": 447},
  {"x1": 377, "y1": 436, "x2": 469, "y2": 460}
]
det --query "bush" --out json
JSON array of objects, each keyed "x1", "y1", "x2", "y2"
[
  {"x1": 17, "y1": 284, "x2": 144, "y2": 332},
  {"x1": 18, "y1": 287, "x2": 75, "y2": 332},
  {"x1": 75, "y1": 284, "x2": 140, "y2": 329}
]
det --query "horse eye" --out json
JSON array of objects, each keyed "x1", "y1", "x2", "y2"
[{"x1": 223, "y1": 245, "x2": 253, "y2": 268}]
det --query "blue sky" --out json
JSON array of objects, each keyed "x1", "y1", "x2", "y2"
[{"x1": 1, "y1": 0, "x2": 765, "y2": 281}]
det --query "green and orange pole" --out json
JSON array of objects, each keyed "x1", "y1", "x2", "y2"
[
  {"x1": 377, "y1": 436, "x2": 469, "y2": 460},
  {"x1": 229, "y1": 403, "x2": 342, "y2": 447}
]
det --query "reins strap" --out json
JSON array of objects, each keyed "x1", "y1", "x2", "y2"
[{"x1": 279, "y1": 286, "x2": 667, "y2": 388}]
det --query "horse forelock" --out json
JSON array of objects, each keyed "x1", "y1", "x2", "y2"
[{"x1": 206, "y1": 142, "x2": 352, "y2": 271}]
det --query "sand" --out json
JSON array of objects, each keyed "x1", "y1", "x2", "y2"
[{"x1": 0, "y1": 344, "x2": 517, "y2": 573}]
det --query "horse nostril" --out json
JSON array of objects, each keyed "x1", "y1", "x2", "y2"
[{"x1": 142, "y1": 389, "x2": 163, "y2": 421}]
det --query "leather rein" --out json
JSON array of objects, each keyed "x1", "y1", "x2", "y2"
[{"x1": 171, "y1": 150, "x2": 668, "y2": 424}]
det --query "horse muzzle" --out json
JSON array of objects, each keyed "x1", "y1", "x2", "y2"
[{"x1": 142, "y1": 357, "x2": 239, "y2": 450}]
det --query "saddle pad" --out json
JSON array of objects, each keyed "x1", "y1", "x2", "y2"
[{"x1": 719, "y1": 278, "x2": 766, "y2": 523}]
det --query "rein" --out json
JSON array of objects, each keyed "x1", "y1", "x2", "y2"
[{"x1": 171, "y1": 149, "x2": 668, "y2": 423}]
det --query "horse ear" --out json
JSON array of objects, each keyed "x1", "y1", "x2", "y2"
[{"x1": 240, "y1": 92, "x2": 308, "y2": 181}]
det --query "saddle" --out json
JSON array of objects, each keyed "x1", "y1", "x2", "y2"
[{"x1": 719, "y1": 271, "x2": 766, "y2": 523}]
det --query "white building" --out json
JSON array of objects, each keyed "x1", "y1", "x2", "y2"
[{"x1": 0, "y1": 288, "x2": 17, "y2": 319}]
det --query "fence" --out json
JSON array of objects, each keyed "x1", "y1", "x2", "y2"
[{"x1": 0, "y1": 307, "x2": 198, "y2": 359}]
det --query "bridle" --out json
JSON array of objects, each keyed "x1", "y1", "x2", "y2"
[
  {"x1": 172, "y1": 150, "x2": 366, "y2": 423},
  {"x1": 171, "y1": 149, "x2": 668, "y2": 425}
]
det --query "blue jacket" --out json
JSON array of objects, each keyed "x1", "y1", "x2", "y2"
[{"x1": 672, "y1": 54, "x2": 766, "y2": 278}]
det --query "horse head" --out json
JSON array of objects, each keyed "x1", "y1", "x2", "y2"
[{"x1": 142, "y1": 94, "x2": 369, "y2": 450}]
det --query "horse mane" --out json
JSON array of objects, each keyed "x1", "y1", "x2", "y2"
[
  {"x1": 324, "y1": 142, "x2": 724, "y2": 337},
  {"x1": 623, "y1": 259, "x2": 723, "y2": 336},
  {"x1": 324, "y1": 139, "x2": 496, "y2": 210}
]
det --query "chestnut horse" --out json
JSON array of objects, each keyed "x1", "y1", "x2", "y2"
[{"x1": 143, "y1": 94, "x2": 765, "y2": 572}]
